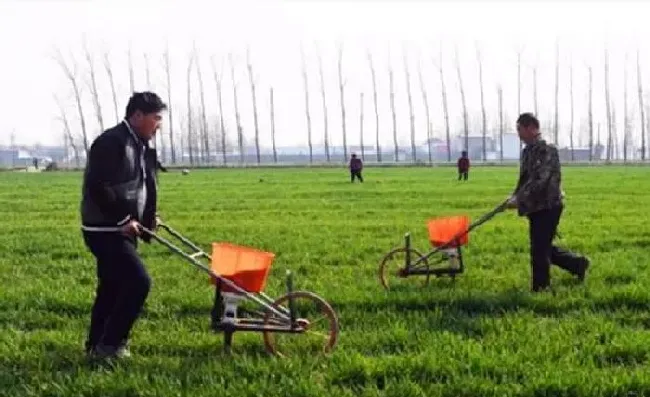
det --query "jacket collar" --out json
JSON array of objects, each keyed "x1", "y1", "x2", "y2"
[{"x1": 122, "y1": 119, "x2": 147, "y2": 148}]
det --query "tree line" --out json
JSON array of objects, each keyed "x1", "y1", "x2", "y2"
[{"x1": 52, "y1": 38, "x2": 650, "y2": 167}]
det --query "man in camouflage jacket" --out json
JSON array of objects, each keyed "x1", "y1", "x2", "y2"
[{"x1": 506, "y1": 113, "x2": 590, "y2": 292}]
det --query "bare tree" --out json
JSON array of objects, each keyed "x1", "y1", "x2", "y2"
[
  {"x1": 52, "y1": 48, "x2": 89, "y2": 155},
  {"x1": 54, "y1": 94, "x2": 81, "y2": 167},
  {"x1": 246, "y1": 46, "x2": 261, "y2": 164},
  {"x1": 554, "y1": 40, "x2": 560, "y2": 146},
  {"x1": 569, "y1": 57, "x2": 575, "y2": 161},
  {"x1": 82, "y1": 39, "x2": 105, "y2": 134},
  {"x1": 403, "y1": 46, "x2": 416, "y2": 162},
  {"x1": 498, "y1": 84, "x2": 504, "y2": 161},
  {"x1": 195, "y1": 45, "x2": 210, "y2": 164},
  {"x1": 102, "y1": 48, "x2": 120, "y2": 123},
  {"x1": 210, "y1": 55, "x2": 227, "y2": 165},
  {"x1": 433, "y1": 44, "x2": 451, "y2": 162},
  {"x1": 532, "y1": 65, "x2": 539, "y2": 117},
  {"x1": 417, "y1": 53, "x2": 432, "y2": 164},
  {"x1": 186, "y1": 50, "x2": 196, "y2": 165},
  {"x1": 300, "y1": 45, "x2": 314, "y2": 163},
  {"x1": 637, "y1": 47, "x2": 646, "y2": 161},
  {"x1": 359, "y1": 92, "x2": 365, "y2": 160},
  {"x1": 624, "y1": 51, "x2": 630, "y2": 162},
  {"x1": 516, "y1": 46, "x2": 523, "y2": 150},
  {"x1": 128, "y1": 43, "x2": 135, "y2": 93},
  {"x1": 163, "y1": 42, "x2": 175, "y2": 164},
  {"x1": 316, "y1": 45, "x2": 330, "y2": 161},
  {"x1": 587, "y1": 64, "x2": 594, "y2": 161},
  {"x1": 229, "y1": 52, "x2": 244, "y2": 164},
  {"x1": 338, "y1": 42, "x2": 348, "y2": 161},
  {"x1": 476, "y1": 43, "x2": 487, "y2": 161},
  {"x1": 367, "y1": 50, "x2": 381, "y2": 162},
  {"x1": 604, "y1": 47, "x2": 613, "y2": 162},
  {"x1": 454, "y1": 45, "x2": 469, "y2": 152},
  {"x1": 388, "y1": 51, "x2": 399, "y2": 161},
  {"x1": 270, "y1": 87, "x2": 277, "y2": 163},
  {"x1": 516, "y1": 46, "x2": 522, "y2": 114}
]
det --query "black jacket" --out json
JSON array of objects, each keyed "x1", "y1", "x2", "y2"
[{"x1": 80, "y1": 121, "x2": 158, "y2": 242}]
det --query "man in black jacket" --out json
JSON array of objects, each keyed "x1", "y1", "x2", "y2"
[
  {"x1": 80, "y1": 91, "x2": 167, "y2": 360},
  {"x1": 507, "y1": 113, "x2": 590, "y2": 292}
]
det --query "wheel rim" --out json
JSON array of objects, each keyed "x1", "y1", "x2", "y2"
[
  {"x1": 379, "y1": 248, "x2": 429, "y2": 290},
  {"x1": 263, "y1": 291, "x2": 339, "y2": 358}
]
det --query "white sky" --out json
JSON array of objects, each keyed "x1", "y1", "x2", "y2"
[{"x1": 0, "y1": 0, "x2": 648, "y2": 150}]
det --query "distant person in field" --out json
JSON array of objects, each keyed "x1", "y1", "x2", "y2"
[
  {"x1": 349, "y1": 153, "x2": 363, "y2": 183},
  {"x1": 80, "y1": 91, "x2": 167, "y2": 361},
  {"x1": 506, "y1": 112, "x2": 590, "y2": 292},
  {"x1": 457, "y1": 151, "x2": 469, "y2": 181}
]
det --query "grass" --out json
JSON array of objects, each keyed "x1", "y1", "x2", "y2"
[{"x1": 1, "y1": 165, "x2": 650, "y2": 396}]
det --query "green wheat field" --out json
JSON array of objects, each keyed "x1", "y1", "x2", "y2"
[{"x1": 2, "y1": 166, "x2": 650, "y2": 397}]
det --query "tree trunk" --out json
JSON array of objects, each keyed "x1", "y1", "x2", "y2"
[
  {"x1": 476, "y1": 44, "x2": 487, "y2": 161},
  {"x1": 128, "y1": 44, "x2": 135, "y2": 93},
  {"x1": 229, "y1": 53, "x2": 244, "y2": 164},
  {"x1": 83, "y1": 40, "x2": 105, "y2": 135},
  {"x1": 270, "y1": 87, "x2": 277, "y2": 163},
  {"x1": 637, "y1": 48, "x2": 646, "y2": 161},
  {"x1": 417, "y1": 55, "x2": 432, "y2": 164},
  {"x1": 403, "y1": 47, "x2": 416, "y2": 162},
  {"x1": 623, "y1": 51, "x2": 630, "y2": 163},
  {"x1": 367, "y1": 51, "x2": 381, "y2": 162},
  {"x1": 554, "y1": 40, "x2": 560, "y2": 146},
  {"x1": 359, "y1": 92, "x2": 365, "y2": 160},
  {"x1": 163, "y1": 43, "x2": 175, "y2": 164},
  {"x1": 533, "y1": 66, "x2": 538, "y2": 117},
  {"x1": 454, "y1": 46, "x2": 469, "y2": 153},
  {"x1": 54, "y1": 94, "x2": 81, "y2": 167},
  {"x1": 186, "y1": 52, "x2": 195, "y2": 166},
  {"x1": 53, "y1": 49, "x2": 89, "y2": 155},
  {"x1": 569, "y1": 59, "x2": 575, "y2": 161},
  {"x1": 102, "y1": 49, "x2": 120, "y2": 123},
  {"x1": 300, "y1": 46, "x2": 313, "y2": 163},
  {"x1": 195, "y1": 48, "x2": 210, "y2": 164},
  {"x1": 434, "y1": 45, "x2": 451, "y2": 162},
  {"x1": 498, "y1": 85, "x2": 504, "y2": 161},
  {"x1": 317, "y1": 47, "x2": 330, "y2": 162},
  {"x1": 604, "y1": 47, "x2": 612, "y2": 162},
  {"x1": 388, "y1": 59, "x2": 398, "y2": 161},
  {"x1": 210, "y1": 56, "x2": 227, "y2": 165},
  {"x1": 338, "y1": 43, "x2": 348, "y2": 161},
  {"x1": 588, "y1": 65, "x2": 594, "y2": 161},
  {"x1": 246, "y1": 47, "x2": 261, "y2": 164}
]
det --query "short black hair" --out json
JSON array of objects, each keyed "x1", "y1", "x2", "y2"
[
  {"x1": 125, "y1": 91, "x2": 167, "y2": 119},
  {"x1": 517, "y1": 113, "x2": 539, "y2": 129}
]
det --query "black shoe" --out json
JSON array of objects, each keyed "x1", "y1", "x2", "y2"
[{"x1": 576, "y1": 257, "x2": 590, "y2": 282}]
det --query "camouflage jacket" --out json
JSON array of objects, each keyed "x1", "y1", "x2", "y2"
[{"x1": 513, "y1": 138, "x2": 563, "y2": 216}]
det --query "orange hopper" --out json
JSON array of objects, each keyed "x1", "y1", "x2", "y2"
[
  {"x1": 210, "y1": 242, "x2": 276, "y2": 293},
  {"x1": 427, "y1": 215, "x2": 471, "y2": 248}
]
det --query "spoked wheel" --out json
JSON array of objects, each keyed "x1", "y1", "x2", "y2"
[
  {"x1": 379, "y1": 247, "x2": 430, "y2": 290},
  {"x1": 263, "y1": 291, "x2": 339, "y2": 358}
]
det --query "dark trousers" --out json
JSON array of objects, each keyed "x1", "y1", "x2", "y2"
[
  {"x1": 527, "y1": 205, "x2": 586, "y2": 291},
  {"x1": 458, "y1": 171, "x2": 468, "y2": 180},
  {"x1": 351, "y1": 170, "x2": 363, "y2": 182},
  {"x1": 82, "y1": 232, "x2": 151, "y2": 350}
]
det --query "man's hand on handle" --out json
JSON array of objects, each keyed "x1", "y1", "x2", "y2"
[
  {"x1": 121, "y1": 220, "x2": 142, "y2": 237},
  {"x1": 505, "y1": 195, "x2": 518, "y2": 210}
]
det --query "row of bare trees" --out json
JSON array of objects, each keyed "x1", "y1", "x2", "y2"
[{"x1": 51, "y1": 39, "x2": 650, "y2": 168}]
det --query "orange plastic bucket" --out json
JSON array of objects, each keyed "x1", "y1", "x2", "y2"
[
  {"x1": 427, "y1": 215, "x2": 470, "y2": 248},
  {"x1": 210, "y1": 242, "x2": 276, "y2": 293}
]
